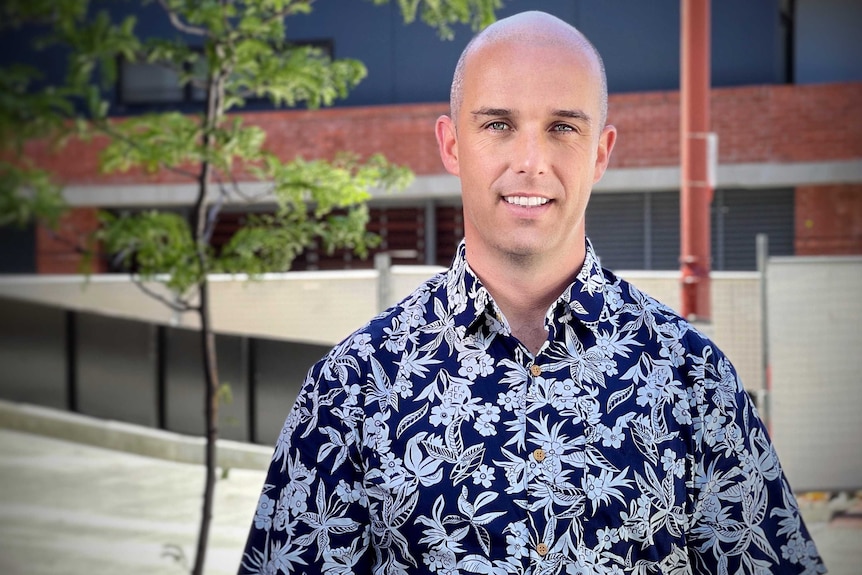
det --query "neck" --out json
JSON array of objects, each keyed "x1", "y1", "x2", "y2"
[{"x1": 466, "y1": 241, "x2": 586, "y2": 354}]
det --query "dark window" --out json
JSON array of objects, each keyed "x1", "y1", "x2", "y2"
[{"x1": 116, "y1": 40, "x2": 333, "y2": 107}]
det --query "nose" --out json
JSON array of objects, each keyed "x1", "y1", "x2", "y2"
[{"x1": 511, "y1": 128, "x2": 548, "y2": 176}]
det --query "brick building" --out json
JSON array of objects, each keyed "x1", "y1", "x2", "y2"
[{"x1": 3, "y1": 0, "x2": 861, "y2": 274}]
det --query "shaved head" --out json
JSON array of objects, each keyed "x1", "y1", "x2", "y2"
[{"x1": 449, "y1": 11, "x2": 608, "y2": 128}]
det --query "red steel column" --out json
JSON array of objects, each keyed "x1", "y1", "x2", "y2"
[{"x1": 680, "y1": 0, "x2": 713, "y2": 321}]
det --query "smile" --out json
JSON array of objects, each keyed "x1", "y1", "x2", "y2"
[{"x1": 503, "y1": 196, "x2": 550, "y2": 207}]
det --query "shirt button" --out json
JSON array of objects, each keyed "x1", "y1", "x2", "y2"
[
  {"x1": 529, "y1": 363, "x2": 542, "y2": 377},
  {"x1": 536, "y1": 542, "x2": 549, "y2": 556},
  {"x1": 533, "y1": 448, "x2": 546, "y2": 462}
]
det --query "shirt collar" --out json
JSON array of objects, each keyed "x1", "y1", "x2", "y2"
[{"x1": 446, "y1": 239, "x2": 607, "y2": 337}]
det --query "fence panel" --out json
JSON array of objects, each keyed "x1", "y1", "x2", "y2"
[
  {"x1": 164, "y1": 328, "x2": 249, "y2": 442},
  {"x1": 768, "y1": 256, "x2": 862, "y2": 491},
  {"x1": 76, "y1": 312, "x2": 157, "y2": 427},
  {"x1": 0, "y1": 297, "x2": 67, "y2": 409}
]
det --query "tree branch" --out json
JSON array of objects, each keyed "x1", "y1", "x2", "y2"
[
  {"x1": 131, "y1": 275, "x2": 197, "y2": 313},
  {"x1": 157, "y1": 0, "x2": 208, "y2": 36},
  {"x1": 213, "y1": 168, "x2": 274, "y2": 204},
  {"x1": 91, "y1": 117, "x2": 200, "y2": 181}
]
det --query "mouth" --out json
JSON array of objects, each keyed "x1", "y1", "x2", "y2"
[{"x1": 503, "y1": 196, "x2": 551, "y2": 208}]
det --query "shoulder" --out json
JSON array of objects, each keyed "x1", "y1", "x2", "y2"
[
  {"x1": 606, "y1": 269, "x2": 731, "y2": 373},
  {"x1": 310, "y1": 269, "x2": 448, "y2": 374}
]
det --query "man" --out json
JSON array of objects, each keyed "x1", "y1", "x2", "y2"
[{"x1": 239, "y1": 11, "x2": 825, "y2": 575}]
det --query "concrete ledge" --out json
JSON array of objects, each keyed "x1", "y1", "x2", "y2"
[{"x1": 0, "y1": 399, "x2": 273, "y2": 470}]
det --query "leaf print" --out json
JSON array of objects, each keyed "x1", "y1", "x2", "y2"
[
  {"x1": 451, "y1": 443, "x2": 486, "y2": 485},
  {"x1": 630, "y1": 417, "x2": 659, "y2": 465},
  {"x1": 423, "y1": 437, "x2": 459, "y2": 464},
  {"x1": 570, "y1": 300, "x2": 589, "y2": 316},
  {"x1": 607, "y1": 383, "x2": 634, "y2": 413},
  {"x1": 317, "y1": 426, "x2": 349, "y2": 473},
  {"x1": 368, "y1": 356, "x2": 397, "y2": 410},
  {"x1": 396, "y1": 403, "x2": 429, "y2": 438},
  {"x1": 457, "y1": 555, "x2": 497, "y2": 574},
  {"x1": 404, "y1": 432, "x2": 444, "y2": 487}
]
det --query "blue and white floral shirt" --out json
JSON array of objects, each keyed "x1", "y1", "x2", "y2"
[{"x1": 239, "y1": 240, "x2": 825, "y2": 575}]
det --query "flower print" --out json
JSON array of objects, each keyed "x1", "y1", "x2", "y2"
[
  {"x1": 605, "y1": 285, "x2": 623, "y2": 311},
  {"x1": 505, "y1": 521, "x2": 530, "y2": 558},
  {"x1": 362, "y1": 411, "x2": 392, "y2": 453},
  {"x1": 672, "y1": 396, "x2": 692, "y2": 425},
  {"x1": 596, "y1": 526, "x2": 620, "y2": 551},
  {"x1": 474, "y1": 402, "x2": 501, "y2": 437},
  {"x1": 335, "y1": 479, "x2": 362, "y2": 504},
  {"x1": 423, "y1": 547, "x2": 447, "y2": 571},
  {"x1": 594, "y1": 333, "x2": 616, "y2": 358},
  {"x1": 478, "y1": 354, "x2": 495, "y2": 377},
  {"x1": 381, "y1": 453, "x2": 405, "y2": 481},
  {"x1": 240, "y1": 241, "x2": 824, "y2": 575},
  {"x1": 472, "y1": 464, "x2": 495, "y2": 488},
  {"x1": 601, "y1": 424, "x2": 624, "y2": 449},
  {"x1": 429, "y1": 403, "x2": 455, "y2": 427},
  {"x1": 661, "y1": 448, "x2": 685, "y2": 478},
  {"x1": 403, "y1": 304, "x2": 427, "y2": 329},
  {"x1": 497, "y1": 390, "x2": 517, "y2": 412},
  {"x1": 254, "y1": 493, "x2": 275, "y2": 530},
  {"x1": 350, "y1": 333, "x2": 374, "y2": 359},
  {"x1": 393, "y1": 376, "x2": 414, "y2": 399},
  {"x1": 458, "y1": 356, "x2": 481, "y2": 380},
  {"x1": 702, "y1": 408, "x2": 727, "y2": 446},
  {"x1": 553, "y1": 378, "x2": 578, "y2": 410}
]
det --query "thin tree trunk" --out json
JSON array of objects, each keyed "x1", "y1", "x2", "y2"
[
  {"x1": 191, "y1": 55, "x2": 226, "y2": 575},
  {"x1": 192, "y1": 280, "x2": 220, "y2": 575}
]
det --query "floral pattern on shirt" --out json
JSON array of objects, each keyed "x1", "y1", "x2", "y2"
[{"x1": 239, "y1": 240, "x2": 825, "y2": 575}]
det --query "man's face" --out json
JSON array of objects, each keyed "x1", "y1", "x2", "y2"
[{"x1": 437, "y1": 39, "x2": 615, "y2": 266}]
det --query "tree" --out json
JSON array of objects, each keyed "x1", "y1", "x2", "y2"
[{"x1": 0, "y1": 0, "x2": 500, "y2": 572}]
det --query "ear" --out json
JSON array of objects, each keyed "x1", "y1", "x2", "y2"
[
  {"x1": 592, "y1": 124, "x2": 617, "y2": 184},
  {"x1": 435, "y1": 114, "x2": 460, "y2": 176}
]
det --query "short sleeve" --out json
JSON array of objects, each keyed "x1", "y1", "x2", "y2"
[{"x1": 686, "y1": 340, "x2": 826, "y2": 575}]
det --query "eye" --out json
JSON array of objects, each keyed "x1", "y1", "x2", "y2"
[
  {"x1": 485, "y1": 121, "x2": 510, "y2": 131},
  {"x1": 551, "y1": 123, "x2": 578, "y2": 133}
]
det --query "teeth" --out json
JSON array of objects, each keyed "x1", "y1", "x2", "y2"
[{"x1": 504, "y1": 196, "x2": 550, "y2": 207}]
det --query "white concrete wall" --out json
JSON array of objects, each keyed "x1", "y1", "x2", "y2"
[
  {"x1": 0, "y1": 268, "x2": 762, "y2": 388},
  {"x1": 766, "y1": 256, "x2": 862, "y2": 491}
]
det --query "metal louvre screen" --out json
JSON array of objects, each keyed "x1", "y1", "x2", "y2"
[
  {"x1": 585, "y1": 193, "x2": 647, "y2": 270},
  {"x1": 712, "y1": 188, "x2": 795, "y2": 270},
  {"x1": 586, "y1": 189, "x2": 794, "y2": 271}
]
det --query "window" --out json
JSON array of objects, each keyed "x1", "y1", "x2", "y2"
[{"x1": 116, "y1": 39, "x2": 334, "y2": 107}]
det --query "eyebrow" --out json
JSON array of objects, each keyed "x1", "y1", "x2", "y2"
[
  {"x1": 470, "y1": 107, "x2": 512, "y2": 118},
  {"x1": 469, "y1": 107, "x2": 592, "y2": 124},
  {"x1": 552, "y1": 109, "x2": 592, "y2": 124}
]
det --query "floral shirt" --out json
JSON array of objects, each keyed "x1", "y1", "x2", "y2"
[{"x1": 239, "y1": 240, "x2": 825, "y2": 575}]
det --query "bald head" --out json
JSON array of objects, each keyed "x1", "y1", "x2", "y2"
[{"x1": 449, "y1": 11, "x2": 608, "y2": 128}]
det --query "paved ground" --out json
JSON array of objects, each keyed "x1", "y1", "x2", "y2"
[
  {"x1": 0, "y1": 404, "x2": 860, "y2": 574},
  {"x1": 0, "y1": 428, "x2": 266, "y2": 575}
]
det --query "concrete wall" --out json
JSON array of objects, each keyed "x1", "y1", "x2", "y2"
[
  {"x1": 0, "y1": 267, "x2": 763, "y2": 391},
  {"x1": 767, "y1": 256, "x2": 862, "y2": 491}
]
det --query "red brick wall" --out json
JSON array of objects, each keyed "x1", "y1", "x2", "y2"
[
  {"x1": 796, "y1": 184, "x2": 862, "y2": 255},
  {"x1": 36, "y1": 208, "x2": 105, "y2": 274},
  {"x1": 24, "y1": 82, "x2": 862, "y2": 181}
]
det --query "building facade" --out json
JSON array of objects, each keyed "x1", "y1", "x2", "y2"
[{"x1": 2, "y1": 0, "x2": 861, "y2": 274}]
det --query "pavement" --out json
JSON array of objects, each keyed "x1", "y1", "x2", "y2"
[{"x1": 0, "y1": 399, "x2": 860, "y2": 575}]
